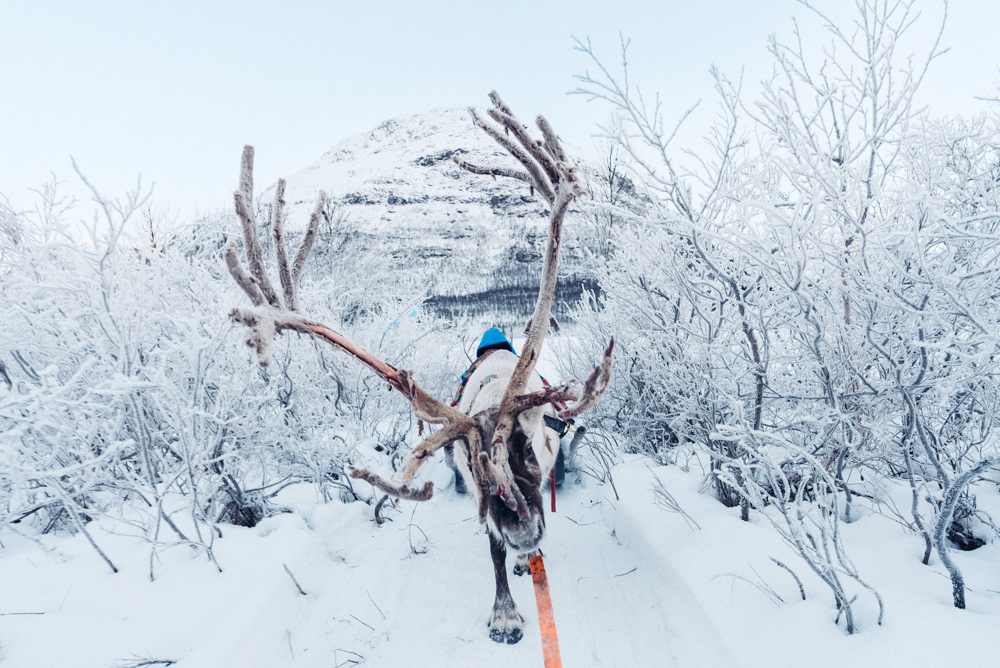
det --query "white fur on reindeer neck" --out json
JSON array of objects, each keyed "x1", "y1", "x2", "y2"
[{"x1": 455, "y1": 350, "x2": 560, "y2": 507}]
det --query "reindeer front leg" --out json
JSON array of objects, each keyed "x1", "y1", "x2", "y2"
[{"x1": 488, "y1": 532, "x2": 524, "y2": 644}]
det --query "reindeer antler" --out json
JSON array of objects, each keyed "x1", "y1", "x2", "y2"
[
  {"x1": 513, "y1": 339, "x2": 615, "y2": 418},
  {"x1": 224, "y1": 146, "x2": 479, "y2": 504},
  {"x1": 225, "y1": 94, "x2": 613, "y2": 524},
  {"x1": 454, "y1": 92, "x2": 610, "y2": 519}
]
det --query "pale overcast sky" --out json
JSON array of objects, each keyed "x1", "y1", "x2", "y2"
[{"x1": 2, "y1": 1, "x2": 998, "y2": 221}]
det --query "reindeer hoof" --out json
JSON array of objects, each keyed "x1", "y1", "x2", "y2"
[
  {"x1": 489, "y1": 627, "x2": 523, "y2": 644},
  {"x1": 487, "y1": 603, "x2": 524, "y2": 644},
  {"x1": 513, "y1": 550, "x2": 540, "y2": 576}
]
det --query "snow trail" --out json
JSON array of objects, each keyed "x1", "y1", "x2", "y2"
[
  {"x1": 0, "y1": 461, "x2": 734, "y2": 667},
  {"x1": 361, "y1": 463, "x2": 737, "y2": 667}
]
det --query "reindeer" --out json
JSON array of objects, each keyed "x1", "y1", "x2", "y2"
[{"x1": 222, "y1": 92, "x2": 614, "y2": 644}]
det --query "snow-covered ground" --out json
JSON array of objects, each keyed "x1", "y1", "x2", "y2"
[
  {"x1": 3, "y1": 449, "x2": 999, "y2": 667},
  {"x1": 0, "y1": 455, "x2": 730, "y2": 668},
  {"x1": 610, "y1": 461, "x2": 1000, "y2": 667}
]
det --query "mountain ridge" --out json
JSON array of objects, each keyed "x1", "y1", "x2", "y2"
[{"x1": 268, "y1": 106, "x2": 606, "y2": 328}]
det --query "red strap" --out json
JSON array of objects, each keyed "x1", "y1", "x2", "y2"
[{"x1": 550, "y1": 468, "x2": 556, "y2": 512}]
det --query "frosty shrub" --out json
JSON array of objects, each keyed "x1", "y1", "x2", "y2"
[
  {"x1": 567, "y1": 0, "x2": 1000, "y2": 620},
  {"x1": 0, "y1": 174, "x2": 451, "y2": 577}
]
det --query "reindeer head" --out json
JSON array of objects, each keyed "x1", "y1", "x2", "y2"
[
  {"x1": 471, "y1": 408, "x2": 547, "y2": 552},
  {"x1": 470, "y1": 334, "x2": 612, "y2": 550}
]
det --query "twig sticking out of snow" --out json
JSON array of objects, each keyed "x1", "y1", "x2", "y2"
[
  {"x1": 647, "y1": 465, "x2": 700, "y2": 531},
  {"x1": 350, "y1": 614, "x2": 374, "y2": 631},
  {"x1": 115, "y1": 659, "x2": 177, "y2": 668},
  {"x1": 334, "y1": 649, "x2": 365, "y2": 668},
  {"x1": 407, "y1": 503, "x2": 430, "y2": 555},
  {"x1": 283, "y1": 563, "x2": 307, "y2": 596},
  {"x1": 366, "y1": 590, "x2": 386, "y2": 620},
  {"x1": 770, "y1": 557, "x2": 806, "y2": 601},
  {"x1": 712, "y1": 572, "x2": 784, "y2": 607}
]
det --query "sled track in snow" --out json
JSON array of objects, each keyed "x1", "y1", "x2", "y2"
[
  {"x1": 361, "y1": 472, "x2": 738, "y2": 667},
  {"x1": 0, "y1": 467, "x2": 737, "y2": 668}
]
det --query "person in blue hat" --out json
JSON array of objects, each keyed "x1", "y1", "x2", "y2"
[
  {"x1": 475, "y1": 327, "x2": 516, "y2": 358},
  {"x1": 445, "y1": 328, "x2": 568, "y2": 495},
  {"x1": 448, "y1": 329, "x2": 515, "y2": 414}
]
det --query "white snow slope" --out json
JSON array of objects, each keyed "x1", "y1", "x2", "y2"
[
  {"x1": 265, "y1": 107, "x2": 607, "y2": 327},
  {"x1": 3, "y1": 448, "x2": 1000, "y2": 667},
  {"x1": 280, "y1": 106, "x2": 546, "y2": 229},
  {"x1": 0, "y1": 457, "x2": 735, "y2": 668}
]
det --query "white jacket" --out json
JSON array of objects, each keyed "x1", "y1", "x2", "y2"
[{"x1": 453, "y1": 350, "x2": 560, "y2": 491}]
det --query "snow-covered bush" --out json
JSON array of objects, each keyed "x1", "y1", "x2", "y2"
[
  {"x1": 0, "y1": 174, "x2": 452, "y2": 576},
  {"x1": 568, "y1": 0, "x2": 1000, "y2": 621}
]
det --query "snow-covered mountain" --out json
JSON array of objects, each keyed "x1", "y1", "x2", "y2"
[
  {"x1": 271, "y1": 107, "x2": 603, "y2": 327},
  {"x1": 282, "y1": 106, "x2": 552, "y2": 229}
]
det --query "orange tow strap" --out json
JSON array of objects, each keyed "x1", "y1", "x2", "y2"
[{"x1": 529, "y1": 555, "x2": 562, "y2": 668}]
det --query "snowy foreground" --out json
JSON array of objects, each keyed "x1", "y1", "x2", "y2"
[{"x1": 2, "y1": 452, "x2": 999, "y2": 668}]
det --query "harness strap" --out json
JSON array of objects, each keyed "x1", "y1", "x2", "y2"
[
  {"x1": 538, "y1": 375, "x2": 569, "y2": 414},
  {"x1": 451, "y1": 350, "x2": 494, "y2": 407},
  {"x1": 543, "y1": 414, "x2": 569, "y2": 437}
]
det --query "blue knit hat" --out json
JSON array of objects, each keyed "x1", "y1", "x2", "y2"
[{"x1": 477, "y1": 328, "x2": 515, "y2": 357}]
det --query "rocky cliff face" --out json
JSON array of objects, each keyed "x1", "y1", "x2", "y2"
[{"x1": 272, "y1": 106, "x2": 603, "y2": 328}]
